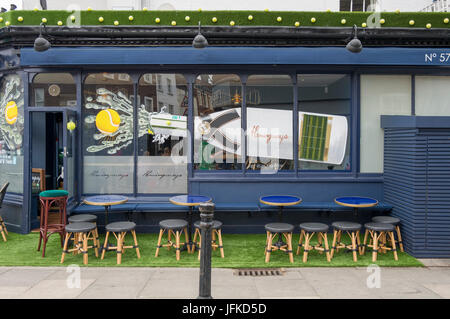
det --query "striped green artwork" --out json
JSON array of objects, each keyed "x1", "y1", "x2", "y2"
[{"x1": 299, "y1": 114, "x2": 328, "y2": 161}]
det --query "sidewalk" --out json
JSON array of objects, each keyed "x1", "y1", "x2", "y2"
[{"x1": 0, "y1": 259, "x2": 449, "y2": 299}]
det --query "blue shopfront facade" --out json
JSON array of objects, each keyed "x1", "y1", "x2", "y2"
[{"x1": 2, "y1": 44, "x2": 450, "y2": 257}]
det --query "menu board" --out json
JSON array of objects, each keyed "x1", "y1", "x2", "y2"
[{"x1": 32, "y1": 168, "x2": 45, "y2": 194}]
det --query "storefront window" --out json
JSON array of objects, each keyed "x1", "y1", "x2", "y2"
[
  {"x1": 31, "y1": 73, "x2": 76, "y2": 107},
  {"x1": 194, "y1": 74, "x2": 242, "y2": 170},
  {"x1": 415, "y1": 76, "x2": 450, "y2": 116},
  {"x1": 246, "y1": 75, "x2": 293, "y2": 172},
  {"x1": 360, "y1": 75, "x2": 411, "y2": 173},
  {"x1": 137, "y1": 73, "x2": 188, "y2": 193},
  {"x1": 298, "y1": 74, "x2": 351, "y2": 171},
  {"x1": 82, "y1": 73, "x2": 134, "y2": 194},
  {"x1": 0, "y1": 74, "x2": 24, "y2": 193}
]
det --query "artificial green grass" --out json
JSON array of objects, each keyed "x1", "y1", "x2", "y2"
[
  {"x1": 0, "y1": 232, "x2": 422, "y2": 268},
  {"x1": 0, "y1": 10, "x2": 449, "y2": 29}
]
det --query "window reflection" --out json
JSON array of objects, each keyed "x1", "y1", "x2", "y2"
[
  {"x1": 246, "y1": 75, "x2": 293, "y2": 172},
  {"x1": 194, "y1": 74, "x2": 242, "y2": 170},
  {"x1": 31, "y1": 73, "x2": 76, "y2": 107}
]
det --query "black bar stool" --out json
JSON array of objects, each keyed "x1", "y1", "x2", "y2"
[
  {"x1": 101, "y1": 221, "x2": 140, "y2": 264},
  {"x1": 155, "y1": 219, "x2": 189, "y2": 261},
  {"x1": 297, "y1": 223, "x2": 330, "y2": 263},
  {"x1": 68, "y1": 214, "x2": 99, "y2": 252},
  {"x1": 372, "y1": 216, "x2": 404, "y2": 252},
  {"x1": 264, "y1": 223, "x2": 294, "y2": 263},
  {"x1": 61, "y1": 222, "x2": 98, "y2": 265},
  {"x1": 362, "y1": 222, "x2": 398, "y2": 262},
  {"x1": 193, "y1": 220, "x2": 224, "y2": 260},
  {"x1": 330, "y1": 221, "x2": 362, "y2": 262}
]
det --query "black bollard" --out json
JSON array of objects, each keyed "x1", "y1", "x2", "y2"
[{"x1": 197, "y1": 202, "x2": 214, "y2": 299}]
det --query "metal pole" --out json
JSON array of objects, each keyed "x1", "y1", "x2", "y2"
[{"x1": 197, "y1": 202, "x2": 214, "y2": 299}]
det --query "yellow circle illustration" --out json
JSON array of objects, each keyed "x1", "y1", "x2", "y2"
[
  {"x1": 95, "y1": 109, "x2": 120, "y2": 134},
  {"x1": 5, "y1": 101, "x2": 17, "y2": 125}
]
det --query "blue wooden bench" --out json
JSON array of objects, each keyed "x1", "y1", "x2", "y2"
[{"x1": 259, "y1": 201, "x2": 393, "y2": 212}]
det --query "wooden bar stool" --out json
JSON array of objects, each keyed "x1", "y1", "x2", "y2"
[
  {"x1": 193, "y1": 220, "x2": 224, "y2": 260},
  {"x1": 101, "y1": 221, "x2": 140, "y2": 264},
  {"x1": 61, "y1": 222, "x2": 98, "y2": 265},
  {"x1": 372, "y1": 216, "x2": 404, "y2": 252},
  {"x1": 362, "y1": 222, "x2": 398, "y2": 262},
  {"x1": 330, "y1": 221, "x2": 362, "y2": 262},
  {"x1": 68, "y1": 214, "x2": 99, "y2": 254},
  {"x1": 264, "y1": 223, "x2": 294, "y2": 263},
  {"x1": 297, "y1": 223, "x2": 331, "y2": 263},
  {"x1": 38, "y1": 190, "x2": 68, "y2": 257},
  {"x1": 0, "y1": 182, "x2": 9, "y2": 242},
  {"x1": 155, "y1": 219, "x2": 189, "y2": 261}
]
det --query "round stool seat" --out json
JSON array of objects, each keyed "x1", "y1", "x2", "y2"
[
  {"x1": 332, "y1": 221, "x2": 362, "y2": 231},
  {"x1": 265, "y1": 223, "x2": 294, "y2": 233},
  {"x1": 65, "y1": 222, "x2": 96, "y2": 233},
  {"x1": 300, "y1": 222, "x2": 329, "y2": 233},
  {"x1": 364, "y1": 222, "x2": 395, "y2": 232},
  {"x1": 39, "y1": 190, "x2": 69, "y2": 198},
  {"x1": 106, "y1": 221, "x2": 136, "y2": 233},
  {"x1": 194, "y1": 220, "x2": 223, "y2": 229},
  {"x1": 372, "y1": 216, "x2": 400, "y2": 225},
  {"x1": 68, "y1": 214, "x2": 97, "y2": 223},
  {"x1": 159, "y1": 219, "x2": 188, "y2": 230}
]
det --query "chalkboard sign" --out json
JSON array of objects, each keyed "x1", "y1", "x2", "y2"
[{"x1": 32, "y1": 168, "x2": 45, "y2": 194}]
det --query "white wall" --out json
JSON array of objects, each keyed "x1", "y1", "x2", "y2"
[{"x1": 19, "y1": 0, "x2": 434, "y2": 11}]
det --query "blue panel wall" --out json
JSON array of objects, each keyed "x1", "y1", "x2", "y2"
[{"x1": 383, "y1": 116, "x2": 450, "y2": 258}]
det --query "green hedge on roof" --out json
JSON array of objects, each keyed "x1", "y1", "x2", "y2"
[{"x1": 0, "y1": 10, "x2": 450, "y2": 28}]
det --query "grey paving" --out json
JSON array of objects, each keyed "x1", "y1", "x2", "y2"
[{"x1": 0, "y1": 265, "x2": 449, "y2": 298}]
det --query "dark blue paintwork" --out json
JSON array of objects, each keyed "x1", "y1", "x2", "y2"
[
  {"x1": 170, "y1": 195, "x2": 212, "y2": 205},
  {"x1": 335, "y1": 196, "x2": 378, "y2": 206},
  {"x1": 260, "y1": 195, "x2": 302, "y2": 205}
]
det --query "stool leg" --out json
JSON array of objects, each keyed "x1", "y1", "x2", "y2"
[
  {"x1": 193, "y1": 228, "x2": 199, "y2": 253},
  {"x1": 265, "y1": 232, "x2": 273, "y2": 263},
  {"x1": 116, "y1": 232, "x2": 123, "y2": 265},
  {"x1": 362, "y1": 229, "x2": 369, "y2": 255},
  {"x1": 322, "y1": 232, "x2": 330, "y2": 262},
  {"x1": 396, "y1": 226, "x2": 404, "y2": 252},
  {"x1": 317, "y1": 232, "x2": 323, "y2": 255},
  {"x1": 155, "y1": 228, "x2": 164, "y2": 257},
  {"x1": 0, "y1": 217, "x2": 7, "y2": 235},
  {"x1": 184, "y1": 227, "x2": 191, "y2": 254},
  {"x1": 0, "y1": 224, "x2": 6, "y2": 242},
  {"x1": 303, "y1": 232, "x2": 311, "y2": 263},
  {"x1": 287, "y1": 232, "x2": 294, "y2": 263},
  {"x1": 131, "y1": 230, "x2": 141, "y2": 259},
  {"x1": 330, "y1": 229, "x2": 338, "y2": 258},
  {"x1": 167, "y1": 230, "x2": 172, "y2": 251},
  {"x1": 350, "y1": 231, "x2": 357, "y2": 262},
  {"x1": 372, "y1": 231, "x2": 378, "y2": 262},
  {"x1": 101, "y1": 231, "x2": 110, "y2": 260},
  {"x1": 175, "y1": 230, "x2": 181, "y2": 261},
  {"x1": 217, "y1": 229, "x2": 224, "y2": 258},
  {"x1": 297, "y1": 230, "x2": 304, "y2": 255},
  {"x1": 336, "y1": 230, "x2": 342, "y2": 253},
  {"x1": 60, "y1": 232, "x2": 71, "y2": 263},
  {"x1": 82, "y1": 233, "x2": 88, "y2": 265},
  {"x1": 212, "y1": 230, "x2": 216, "y2": 251},
  {"x1": 389, "y1": 231, "x2": 399, "y2": 261},
  {"x1": 197, "y1": 231, "x2": 202, "y2": 261}
]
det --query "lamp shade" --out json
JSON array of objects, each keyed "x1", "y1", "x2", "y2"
[
  {"x1": 346, "y1": 37, "x2": 362, "y2": 53},
  {"x1": 193, "y1": 33, "x2": 208, "y2": 49},
  {"x1": 34, "y1": 35, "x2": 51, "y2": 52}
]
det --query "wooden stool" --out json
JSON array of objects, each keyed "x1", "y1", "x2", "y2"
[
  {"x1": 297, "y1": 223, "x2": 331, "y2": 263},
  {"x1": 101, "y1": 221, "x2": 140, "y2": 264},
  {"x1": 372, "y1": 216, "x2": 404, "y2": 252},
  {"x1": 155, "y1": 219, "x2": 189, "y2": 261},
  {"x1": 193, "y1": 220, "x2": 224, "y2": 260},
  {"x1": 38, "y1": 190, "x2": 68, "y2": 257},
  {"x1": 61, "y1": 222, "x2": 98, "y2": 265},
  {"x1": 362, "y1": 222, "x2": 398, "y2": 262},
  {"x1": 0, "y1": 216, "x2": 7, "y2": 242},
  {"x1": 264, "y1": 223, "x2": 294, "y2": 263},
  {"x1": 68, "y1": 214, "x2": 99, "y2": 254},
  {"x1": 330, "y1": 221, "x2": 362, "y2": 262},
  {"x1": 0, "y1": 182, "x2": 9, "y2": 242}
]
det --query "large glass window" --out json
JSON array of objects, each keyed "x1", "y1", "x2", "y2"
[
  {"x1": 194, "y1": 74, "x2": 242, "y2": 170},
  {"x1": 31, "y1": 73, "x2": 76, "y2": 107},
  {"x1": 360, "y1": 75, "x2": 411, "y2": 173},
  {"x1": 0, "y1": 74, "x2": 24, "y2": 193},
  {"x1": 138, "y1": 73, "x2": 188, "y2": 193},
  {"x1": 298, "y1": 74, "x2": 351, "y2": 171},
  {"x1": 246, "y1": 75, "x2": 293, "y2": 172},
  {"x1": 415, "y1": 76, "x2": 450, "y2": 116},
  {"x1": 82, "y1": 73, "x2": 134, "y2": 194}
]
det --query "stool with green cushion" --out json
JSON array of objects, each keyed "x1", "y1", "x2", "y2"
[{"x1": 38, "y1": 190, "x2": 69, "y2": 257}]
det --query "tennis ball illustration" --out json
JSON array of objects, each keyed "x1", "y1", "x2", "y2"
[
  {"x1": 95, "y1": 109, "x2": 120, "y2": 134},
  {"x1": 5, "y1": 101, "x2": 17, "y2": 125}
]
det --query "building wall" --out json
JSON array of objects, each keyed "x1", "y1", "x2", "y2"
[{"x1": 20, "y1": 0, "x2": 434, "y2": 12}]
